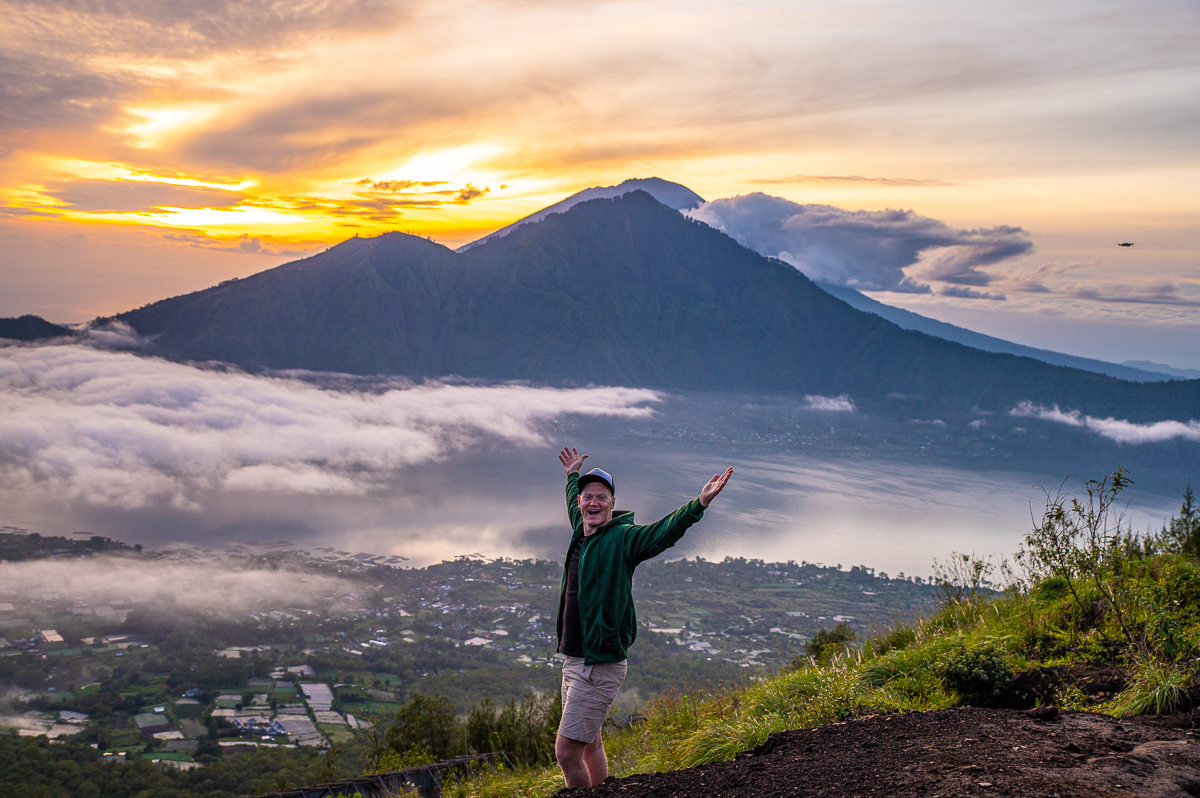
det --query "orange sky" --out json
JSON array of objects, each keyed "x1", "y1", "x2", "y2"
[{"x1": 2, "y1": 0, "x2": 1198, "y2": 364}]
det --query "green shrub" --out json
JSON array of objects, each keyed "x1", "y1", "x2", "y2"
[
  {"x1": 940, "y1": 644, "x2": 1012, "y2": 704},
  {"x1": 374, "y1": 746, "x2": 437, "y2": 773},
  {"x1": 1052, "y1": 684, "x2": 1091, "y2": 711},
  {"x1": 463, "y1": 692, "x2": 560, "y2": 766},
  {"x1": 873, "y1": 625, "x2": 917, "y2": 656},
  {"x1": 803, "y1": 623, "x2": 856, "y2": 663},
  {"x1": 1034, "y1": 576, "x2": 1070, "y2": 601}
]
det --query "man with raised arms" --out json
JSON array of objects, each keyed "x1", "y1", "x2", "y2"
[{"x1": 553, "y1": 445, "x2": 733, "y2": 788}]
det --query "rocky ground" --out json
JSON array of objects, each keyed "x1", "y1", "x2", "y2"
[{"x1": 561, "y1": 706, "x2": 1200, "y2": 798}]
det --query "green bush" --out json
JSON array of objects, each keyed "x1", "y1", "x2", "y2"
[
  {"x1": 872, "y1": 625, "x2": 917, "y2": 656},
  {"x1": 1033, "y1": 576, "x2": 1070, "y2": 601},
  {"x1": 803, "y1": 623, "x2": 856, "y2": 663},
  {"x1": 940, "y1": 644, "x2": 1012, "y2": 704}
]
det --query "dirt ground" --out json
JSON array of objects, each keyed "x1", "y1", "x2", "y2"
[{"x1": 559, "y1": 707, "x2": 1200, "y2": 798}]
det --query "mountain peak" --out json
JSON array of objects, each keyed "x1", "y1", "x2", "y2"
[
  {"x1": 0, "y1": 314, "x2": 73, "y2": 341},
  {"x1": 457, "y1": 177, "x2": 704, "y2": 252}
]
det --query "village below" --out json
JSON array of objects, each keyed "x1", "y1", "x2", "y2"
[{"x1": 0, "y1": 529, "x2": 936, "y2": 769}]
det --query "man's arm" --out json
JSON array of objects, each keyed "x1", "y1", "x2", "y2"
[
  {"x1": 623, "y1": 500, "x2": 705, "y2": 564},
  {"x1": 624, "y1": 467, "x2": 733, "y2": 564},
  {"x1": 559, "y1": 446, "x2": 588, "y2": 534}
]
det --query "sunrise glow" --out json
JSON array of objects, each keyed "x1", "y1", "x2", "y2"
[{"x1": 0, "y1": 0, "x2": 1195, "y2": 349}]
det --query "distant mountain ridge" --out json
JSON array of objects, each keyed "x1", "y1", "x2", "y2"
[
  {"x1": 1123, "y1": 360, "x2": 1200, "y2": 381},
  {"x1": 457, "y1": 177, "x2": 704, "y2": 252},
  {"x1": 0, "y1": 315, "x2": 73, "y2": 341},
  {"x1": 116, "y1": 191, "x2": 1199, "y2": 422},
  {"x1": 814, "y1": 282, "x2": 1177, "y2": 383}
]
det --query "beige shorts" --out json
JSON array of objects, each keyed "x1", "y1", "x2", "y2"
[{"x1": 558, "y1": 656, "x2": 628, "y2": 743}]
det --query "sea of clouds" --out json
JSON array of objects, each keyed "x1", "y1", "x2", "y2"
[
  {"x1": 0, "y1": 337, "x2": 661, "y2": 511},
  {"x1": 0, "y1": 555, "x2": 354, "y2": 614}
]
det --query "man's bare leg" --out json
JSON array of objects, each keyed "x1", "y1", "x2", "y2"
[
  {"x1": 583, "y1": 730, "x2": 608, "y2": 783},
  {"x1": 556, "y1": 734, "x2": 592, "y2": 788}
]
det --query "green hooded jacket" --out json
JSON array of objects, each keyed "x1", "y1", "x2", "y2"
[{"x1": 555, "y1": 472, "x2": 706, "y2": 664}]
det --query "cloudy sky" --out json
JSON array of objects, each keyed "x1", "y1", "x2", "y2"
[{"x1": 1, "y1": 0, "x2": 1198, "y2": 365}]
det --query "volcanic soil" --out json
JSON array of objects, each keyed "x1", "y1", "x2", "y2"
[{"x1": 561, "y1": 707, "x2": 1200, "y2": 798}]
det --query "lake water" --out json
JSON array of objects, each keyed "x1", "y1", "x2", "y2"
[{"x1": 8, "y1": 437, "x2": 1178, "y2": 580}]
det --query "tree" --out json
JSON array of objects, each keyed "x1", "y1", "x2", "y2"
[
  {"x1": 384, "y1": 694, "x2": 462, "y2": 761},
  {"x1": 1162, "y1": 486, "x2": 1200, "y2": 559},
  {"x1": 804, "y1": 623, "x2": 856, "y2": 663}
]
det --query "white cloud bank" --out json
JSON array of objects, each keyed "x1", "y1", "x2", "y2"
[
  {"x1": 1010, "y1": 401, "x2": 1200, "y2": 445},
  {"x1": 688, "y1": 193, "x2": 1032, "y2": 294},
  {"x1": 804, "y1": 394, "x2": 855, "y2": 412},
  {"x1": 0, "y1": 556, "x2": 353, "y2": 613},
  {"x1": 0, "y1": 341, "x2": 660, "y2": 509}
]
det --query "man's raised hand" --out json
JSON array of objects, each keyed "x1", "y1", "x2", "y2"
[
  {"x1": 559, "y1": 446, "x2": 588, "y2": 475},
  {"x1": 699, "y1": 467, "x2": 733, "y2": 507}
]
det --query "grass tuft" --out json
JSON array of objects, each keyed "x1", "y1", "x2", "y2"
[{"x1": 1106, "y1": 658, "x2": 1192, "y2": 717}]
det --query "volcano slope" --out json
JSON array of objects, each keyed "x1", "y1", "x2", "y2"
[{"x1": 562, "y1": 707, "x2": 1200, "y2": 798}]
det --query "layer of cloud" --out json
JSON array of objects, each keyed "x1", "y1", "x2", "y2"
[
  {"x1": 161, "y1": 231, "x2": 316, "y2": 257},
  {"x1": 0, "y1": 338, "x2": 661, "y2": 509},
  {"x1": 1035, "y1": 279, "x2": 1200, "y2": 307},
  {"x1": 1002, "y1": 262, "x2": 1200, "y2": 307},
  {"x1": 749, "y1": 175, "x2": 957, "y2": 187},
  {"x1": 803, "y1": 394, "x2": 856, "y2": 412},
  {"x1": 1010, "y1": 401, "x2": 1200, "y2": 445},
  {"x1": 46, "y1": 179, "x2": 248, "y2": 214},
  {"x1": 0, "y1": 556, "x2": 354, "y2": 613},
  {"x1": 689, "y1": 193, "x2": 1032, "y2": 293},
  {"x1": 4, "y1": 0, "x2": 401, "y2": 60},
  {"x1": 939, "y1": 285, "x2": 1007, "y2": 301}
]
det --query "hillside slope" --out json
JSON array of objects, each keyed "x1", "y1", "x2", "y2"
[
  {"x1": 562, "y1": 708, "x2": 1200, "y2": 798},
  {"x1": 118, "y1": 191, "x2": 1200, "y2": 421}
]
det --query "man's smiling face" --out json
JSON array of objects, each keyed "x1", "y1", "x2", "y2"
[{"x1": 578, "y1": 482, "x2": 616, "y2": 532}]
